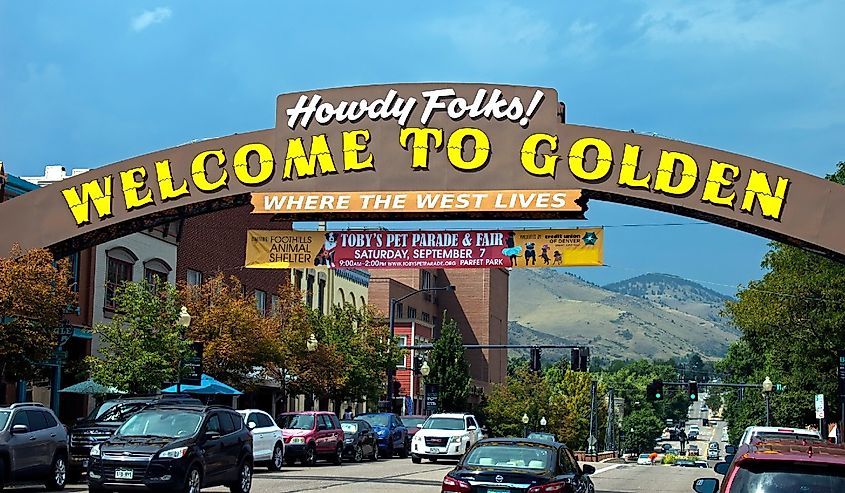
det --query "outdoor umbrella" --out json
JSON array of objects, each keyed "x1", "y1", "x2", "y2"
[
  {"x1": 161, "y1": 374, "x2": 242, "y2": 395},
  {"x1": 60, "y1": 379, "x2": 124, "y2": 395}
]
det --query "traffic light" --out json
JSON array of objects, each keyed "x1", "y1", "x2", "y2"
[
  {"x1": 413, "y1": 354, "x2": 424, "y2": 375},
  {"x1": 689, "y1": 381, "x2": 699, "y2": 401},
  {"x1": 530, "y1": 348, "x2": 542, "y2": 372},
  {"x1": 579, "y1": 347, "x2": 590, "y2": 372},
  {"x1": 570, "y1": 348, "x2": 581, "y2": 372},
  {"x1": 647, "y1": 379, "x2": 663, "y2": 401}
]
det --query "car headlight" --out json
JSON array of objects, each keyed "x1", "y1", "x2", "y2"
[
  {"x1": 345, "y1": 438, "x2": 353, "y2": 443},
  {"x1": 413, "y1": 434, "x2": 423, "y2": 442},
  {"x1": 90, "y1": 444, "x2": 101, "y2": 457},
  {"x1": 449, "y1": 435, "x2": 464, "y2": 444},
  {"x1": 291, "y1": 437, "x2": 305, "y2": 444},
  {"x1": 159, "y1": 447, "x2": 188, "y2": 459}
]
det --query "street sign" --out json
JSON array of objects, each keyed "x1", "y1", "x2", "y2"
[
  {"x1": 54, "y1": 324, "x2": 74, "y2": 347},
  {"x1": 838, "y1": 350, "x2": 845, "y2": 402},
  {"x1": 588, "y1": 435, "x2": 597, "y2": 447},
  {"x1": 182, "y1": 342, "x2": 204, "y2": 386},
  {"x1": 815, "y1": 393, "x2": 825, "y2": 419},
  {"x1": 424, "y1": 383, "x2": 439, "y2": 411}
]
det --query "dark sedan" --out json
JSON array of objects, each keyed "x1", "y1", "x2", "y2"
[
  {"x1": 340, "y1": 419, "x2": 378, "y2": 462},
  {"x1": 441, "y1": 438, "x2": 595, "y2": 493}
]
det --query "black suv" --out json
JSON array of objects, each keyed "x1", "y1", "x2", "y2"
[
  {"x1": 88, "y1": 405, "x2": 253, "y2": 493},
  {"x1": 68, "y1": 394, "x2": 201, "y2": 481},
  {"x1": 0, "y1": 402, "x2": 69, "y2": 490}
]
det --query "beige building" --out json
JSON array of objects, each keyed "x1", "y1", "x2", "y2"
[{"x1": 291, "y1": 267, "x2": 371, "y2": 313}]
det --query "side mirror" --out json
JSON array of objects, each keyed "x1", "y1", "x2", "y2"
[
  {"x1": 11, "y1": 424, "x2": 29, "y2": 434},
  {"x1": 467, "y1": 425, "x2": 477, "y2": 431},
  {"x1": 205, "y1": 430, "x2": 221, "y2": 440},
  {"x1": 693, "y1": 478, "x2": 719, "y2": 493},
  {"x1": 723, "y1": 454, "x2": 734, "y2": 464},
  {"x1": 247, "y1": 421, "x2": 257, "y2": 430},
  {"x1": 724, "y1": 445, "x2": 736, "y2": 455},
  {"x1": 582, "y1": 464, "x2": 596, "y2": 475},
  {"x1": 714, "y1": 462, "x2": 730, "y2": 475}
]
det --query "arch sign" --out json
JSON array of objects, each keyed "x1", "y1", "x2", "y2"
[{"x1": 1, "y1": 83, "x2": 844, "y2": 261}]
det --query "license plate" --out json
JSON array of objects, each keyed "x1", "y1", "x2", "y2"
[
  {"x1": 487, "y1": 489, "x2": 510, "y2": 493},
  {"x1": 428, "y1": 447, "x2": 442, "y2": 454},
  {"x1": 115, "y1": 469, "x2": 134, "y2": 480},
  {"x1": 82, "y1": 459, "x2": 89, "y2": 468}
]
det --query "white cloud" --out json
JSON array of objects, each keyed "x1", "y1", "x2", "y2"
[{"x1": 130, "y1": 7, "x2": 172, "y2": 32}]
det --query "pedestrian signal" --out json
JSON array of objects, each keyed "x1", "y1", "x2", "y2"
[{"x1": 689, "y1": 381, "x2": 699, "y2": 401}]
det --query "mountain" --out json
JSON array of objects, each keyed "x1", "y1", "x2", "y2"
[{"x1": 508, "y1": 269, "x2": 739, "y2": 362}]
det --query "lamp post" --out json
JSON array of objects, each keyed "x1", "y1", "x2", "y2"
[
  {"x1": 522, "y1": 413, "x2": 530, "y2": 438},
  {"x1": 540, "y1": 417, "x2": 547, "y2": 431},
  {"x1": 762, "y1": 376, "x2": 773, "y2": 426},
  {"x1": 176, "y1": 306, "x2": 191, "y2": 393},
  {"x1": 305, "y1": 333, "x2": 318, "y2": 410},
  {"x1": 387, "y1": 285, "x2": 455, "y2": 409}
]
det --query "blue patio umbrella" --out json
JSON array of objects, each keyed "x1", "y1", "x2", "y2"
[{"x1": 161, "y1": 374, "x2": 242, "y2": 395}]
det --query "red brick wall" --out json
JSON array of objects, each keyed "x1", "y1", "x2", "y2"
[{"x1": 176, "y1": 204, "x2": 291, "y2": 295}]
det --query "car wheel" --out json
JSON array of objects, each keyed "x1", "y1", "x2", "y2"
[
  {"x1": 354, "y1": 445, "x2": 364, "y2": 463},
  {"x1": 44, "y1": 453, "x2": 67, "y2": 491},
  {"x1": 369, "y1": 446, "x2": 378, "y2": 461},
  {"x1": 411, "y1": 455, "x2": 422, "y2": 464},
  {"x1": 229, "y1": 461, "x2": 252, "y2": 493},
  {"x1": 268, "y1": 444, "x2": 284, "y2": 471},
  {"x1": 332, "y1": 444, "x2": 343, "y2": 466},
  {"x1": 184, "y1": 466, "x2": 202, "y2": 493},
  {"x1": 303, "y1": 444, "x2": 317, "y2": 467}
]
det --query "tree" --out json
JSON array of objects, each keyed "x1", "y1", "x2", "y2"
[
  {"x1": 622, "y1": 407, "x2": 664, "y2": 454},
  {"x1": 0, "y1": 246, "x2": 76, "y2": 380},
  {"x1": 429, "y1": 314, "x2": 470, "y2": 412},
  {"x1": 484, "y1": 367, "x2": 550, "y2": 438},
  {"x1": 180, "y1": 274, "x2": 286, "y2": 389},
  {"x1": 88, "y1": 281, "x2": 192, "y2": 394}
]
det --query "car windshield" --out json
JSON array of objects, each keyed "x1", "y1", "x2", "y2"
[
  {"x1": 730, "y1": 460, "x2": 845, "y2": 492},
  {"x1": 117, "y1": 410, "x2": 202, "y2": 438},
  {"x1": 0, "y1": 411, "x2": 9, "y2": 430},
  {"x1": 639, "y1": 454, "x2": 650, "y2": 459},
  {"x1": 92, "y1": 402, "x2": 149, "y2": 423},
  {"x1": 359, "y1": 414, "x2": 390, "y2": 427},
  {"x1": 403, "y1": 417, "x2": 427, "y2": 428},
  {"x1": 279, "y1": 414, "x2": 315, "y2": 430},
  {"x1": 421, "y1": 417, "x2": 464, "y2": 430},
  {"x1": 341, "y1": 422, "x2": 358, "y2": 434},
  {"x1": 464, "y1": 444, "x2": 551, "y2": 470}
]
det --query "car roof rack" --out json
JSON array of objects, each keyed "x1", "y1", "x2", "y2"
[{"x1": 9, "y1": 402, "x2": 46, "y2": 409}]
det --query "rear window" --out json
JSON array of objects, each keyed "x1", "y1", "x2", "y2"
[
  {"x1": 464, "y1": 444, "x2": 551, "y2": 470},
  {"x1": 729, "y1": 460, "x2": 845, "y2": 492},
  {"x1": 753, "y1": 432, "x2": 823, "y2": 442}
]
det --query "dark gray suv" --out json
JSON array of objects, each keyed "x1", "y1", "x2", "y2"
[{"x1": 0, "y1": 402, "x2": 69, "y2": 490}]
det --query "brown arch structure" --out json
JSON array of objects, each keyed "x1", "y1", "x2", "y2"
[{"x1": 1, "y1": 83, "x2": 844, "y2": 261}]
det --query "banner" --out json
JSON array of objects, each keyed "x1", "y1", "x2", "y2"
[{"x1": 244, "y1": 228, "x2": 603, "y2": 269}]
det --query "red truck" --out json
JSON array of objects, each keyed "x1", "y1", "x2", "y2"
[{"x1": 277, "y1": 411, "x2": 345, "y2": 466}]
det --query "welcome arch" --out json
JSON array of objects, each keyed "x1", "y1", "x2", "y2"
[{"x1": 1, "y1": 83, "x2": 844, "y2": 261}]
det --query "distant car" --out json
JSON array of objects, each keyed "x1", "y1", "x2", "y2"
[
  {"x1": 675, "y1": 459, "x2": 698, "y2": 467},
  {"x1": 700, "y1": 405, "x2": 708, "y2": 411},
  {"x1": 339, "y1": 420, "x2": 378, "y2": 462},
  {"x1": 737, "y1": 426, "x2": 823, "y2": 446},
  {"x1": 356, "y1": 413, "x2": 408, "y2": 458},
  {"x1": 237, "y1": 409, "x2": 284, "y2": 471},
  {"x1": 707, "y1": 448, "x2": 720, "y2": 460},
  {"x1": 441, "y1": 438, "x2": 595, "y2": 493},
  {"x1": 0, "y1": 402, "x2": 69, "y2": 491},
  {"x1": 526, "y1": 432, "x2": 557, "y2": 443},
  {"x1": 688, "y1": 444, "x2": 700, "y2": 456},
  {"x1": 693, "y1": 438, "x2": 845, "y2": 493},
  {"x1": 277, "y1": 411, "x2": 344, "y2": 466},
  {"x1": 637, "y1": 453, "x2": 654, "y2": 465},
  {"x1": 688, "y1": 430, "x2": 699, "y2": 441}
]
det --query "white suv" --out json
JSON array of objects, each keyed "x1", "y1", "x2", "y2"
[
  {"x1": 238, "y1": 409, "x2": 285, "y2": 471},
  {"x1": 410, "y1": 413, "x2": 482, "y2": 463},
  {"x1": 737, "y1": 426, "x2": 822, "y2": 446}
]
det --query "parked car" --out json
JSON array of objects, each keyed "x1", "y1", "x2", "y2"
[
  {"x1": 401, "y1": 415, "x2": 428, "y2": 444},
  {"x1": 688, "y1": 430, "x2": 700, "y2": 441},
  {"x1": 707, "y1": 448, "x2": 720, "y2": 460},
  {"x1": 440, "y1": 438, "x2": 595, "y2": 493},
  {"x1": 356, "y1": 413, "x2": 408, "y2": 458},
  {"x1": 0, "y1": 402, "x2": 69, "y2": 490},
  {"x1": 277, "y1": 411, "x2": 343, "y2": 466},
  {"x1": 410, "y1": 413, "x2": 483, "y2": 463},
  {"x1": 237, "y1": 409, "x2": 284, "y2": 471},
  {"x1": 737, "y1": 426, "x2": 823, "y2": 446},
  {"x1": 693, "y1": 438, "x2": 845, "y2": 493},
  {"x1": 688, "y1": 444, "x2": 700, "y2": 456},
  {"x1": 339, "y1": 419, "x2": 378, "y2": 462},
  {"x1": 87, "y1": 404, "x2": 253, "y2": 493},
  {"x1": 68, "y1": 394, "x2": 201, "y2": 481},
  {"x1": 637, "y1": 453, "x2": 654, "y2": 465}
]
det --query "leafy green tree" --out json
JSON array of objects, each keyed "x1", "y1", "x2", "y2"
[
  {"x1": 429, "y1": 314, "x2": 470, "y2": 412},
  {"x1": 621, "y1": 407, "x2": 664, "y2": 454},
  {"x1": 88, "y1": 281, "x2": 193, "y2": 394}
]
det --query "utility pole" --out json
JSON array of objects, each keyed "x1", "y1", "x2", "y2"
[
  {"x1": 605, "y1": 387, "x2": 615, "y2": 453},
  {"x1": 588, "y1": 380, "x2": 598, "y2": 454}
]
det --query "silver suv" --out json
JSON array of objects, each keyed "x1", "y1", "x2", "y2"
[{"x1": 0, "y1": 402, "x2": 69, "y2": 490}]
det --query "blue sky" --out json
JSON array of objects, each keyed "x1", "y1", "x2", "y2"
[{"x1": 2, "y1": 1, "x2": 843, "y2": 295}]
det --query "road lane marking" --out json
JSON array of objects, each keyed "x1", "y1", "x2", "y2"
[{"x1": 592, "y1": 463, "x2": 624, "y2": 475}]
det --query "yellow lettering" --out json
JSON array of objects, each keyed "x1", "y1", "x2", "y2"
[
  {"x1": 741, "y1": 169, "x2": 789, "y2": 219},
  {"x1": 61, "y1": 177, "x2": 113, "y2": 225},
  {"x1": 520, "y1": 133, "x2": 560, "y2": 177},
  {"x1": 617, "y1": 144, "x2": 651, "y2": 190},
  {"x1": 653, "y1": 150, "x2": 698, "y2": 196},
  {"x1": 154, "y1": 160, "x2": 190, "y2": 201},
  {"x1": 446, "y1": 128, "x2": 490, "y2": 171},
  {"x1": 234, "y1": 143, "x2": 274, "y2": 185},
  {"x1": 191, "y1": 150, "x2": 228, "y2": 192},
  {"x1": 569, "y1": 137, "x2": 613, "y2": 182},
  {"x1": 120, "y1": 167, "x2": 155, "y2": 210},
  {"x1": 342, "y1": 129, "x2": 375, "y2": 171},
  {"x1": 399, "y1": 128, "x2": 443, "y2": 169},
  {"x1": 702, "y1": 161, "x2": 740, "y2": 208},
  {"x1": 283, "y1": 134, "x2": 337, "y2": 180}
]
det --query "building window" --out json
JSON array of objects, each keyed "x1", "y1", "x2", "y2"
[
  {"x1": 397, "y1": 336, "x2": 408, "y2": 367},
  {"x1": 105, "y1": 258, "x2": 132, "y2": 308},
  {"x1": 360, "y1": 296, "x2": 366, "y2": 308},
  {"x1": 255, "y1": 290, "x2": 267, "y2": 314},
  {"x1": 393, "y1": 302, "x2": 403, "y2": 319},
  {"x1": 317, "y1": 278, "x2": 326, "y2": 314},
  {"x1": 294, "y1": 269, "x2": 303, "y2": 291},
  {"x1": 187, "y1": 269, "x2": 203, "y2": 286},
  {"x1": 68, "y1": 252, "x2": 80, "y2": 293},
  {"x1": 306, "y1": 274, "x2": 315, "y2": 308},
  {"x1": 338, "y1": 288, "x2": 345, "y2": 306},
  {"x1": 407, "y1": 306, "x2": 417, "y2": 320},
  {"x1": 421, "y1": 312, "x2": 431, "y2": 323},
  {"x1": 420, "y1": 270, "x2": 434, "y2": 290},
  {"x1": 271, "y1": 294, "x2": 279, "y2": 315}
]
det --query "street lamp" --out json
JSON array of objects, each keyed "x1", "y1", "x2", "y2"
[
  {"x1": 540, "y1": 417, "x2": 547, "y2": 430},
  {"x1": 176, "y1": 306, "x2": 192, "y2": 393},
  {"x1": 306, "y1": 333, "x2": 318, "y2": 352},
  {"x1": 420, "y1": 360, "x2": 431, "y2": 377},
  {"x1": 522, "y1": 413, "x2": 530, "y2": 437},
  {"x1": 387, "y1": 285, "x2": 456, "y2": 408},
  {"x1": 762, "y1": 376, "x2": 773, "y2": 426}
]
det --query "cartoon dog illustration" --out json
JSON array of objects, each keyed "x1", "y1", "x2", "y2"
[
  {"x1": 540, "y1": 244, "x2": 550, "y2": 264},
  {"x1": 524, "y1": 242, "x2": 536, "y2": 265},
  {"x1": 314, "y1": 232, "x2": 338, "y2": 267},
  {"x1": 553, "y1": 250, "x2": 562, "y2": 265}
]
